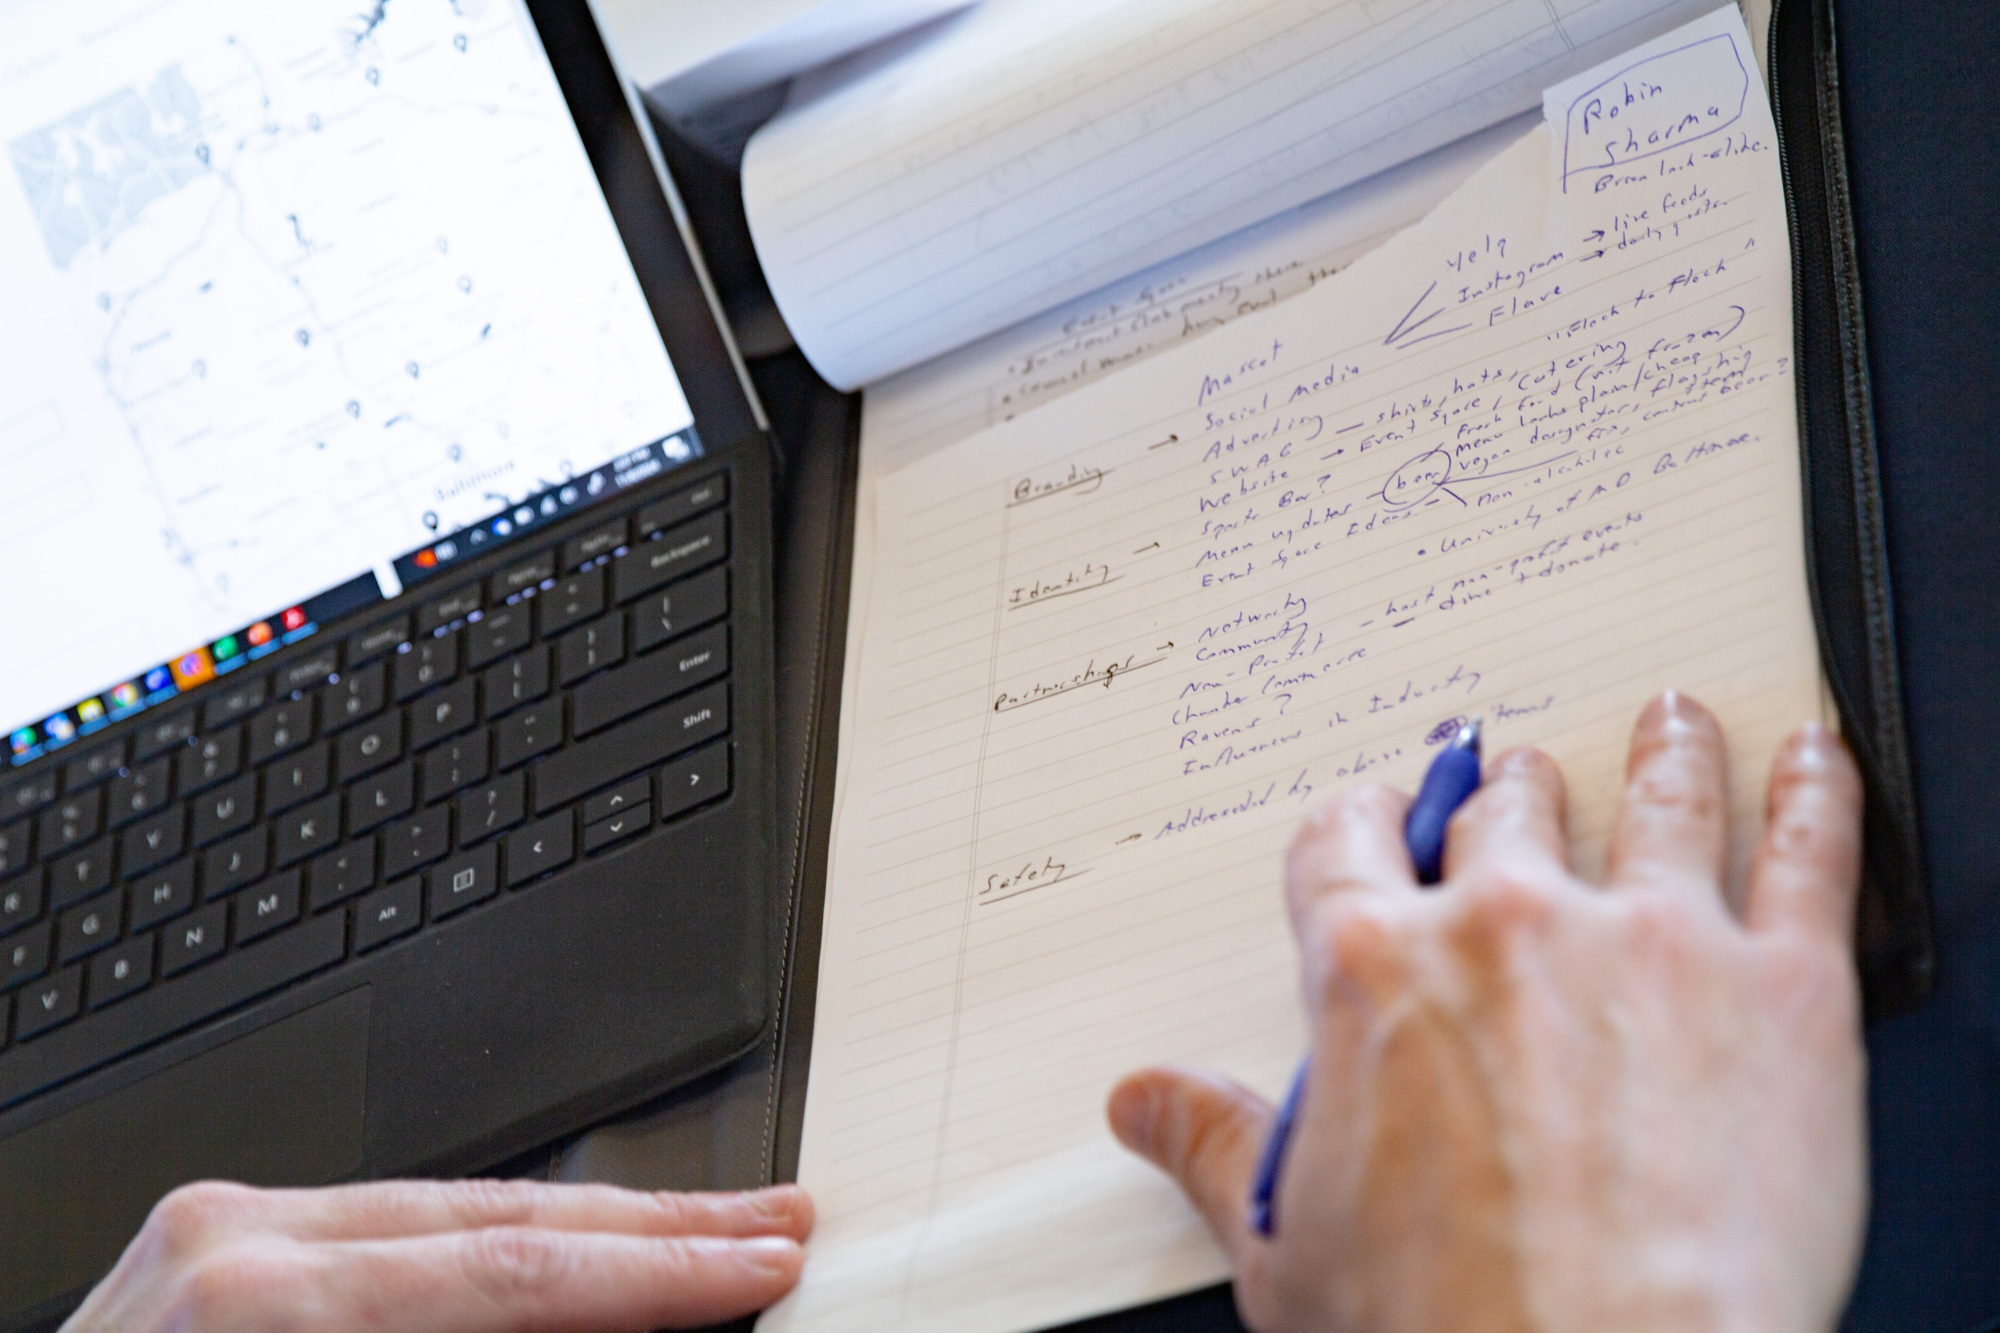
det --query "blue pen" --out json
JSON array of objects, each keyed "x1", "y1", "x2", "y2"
[{"x1": 1248, "y1": 716, "x2": 1483, "y2": 1237}]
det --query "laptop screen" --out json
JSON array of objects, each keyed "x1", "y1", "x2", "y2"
[{"x1": 0, "y1": 0, "x2": 701, "y2": 764}]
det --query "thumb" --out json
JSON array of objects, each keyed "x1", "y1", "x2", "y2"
[{"x1": 1107, "y1": 1065, "x2": 1275, "y2": 1262}]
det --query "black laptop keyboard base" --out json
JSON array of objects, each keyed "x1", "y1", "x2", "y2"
[{"x1": 0, "y1": 467, "x2": 740, "y2": 1108}]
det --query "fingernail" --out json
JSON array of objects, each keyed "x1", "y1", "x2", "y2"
[
  {"x1": 743, "y1": 1186, "x2": 796, "y2": 1222},
  {"x1": 737, "y1": 1236, "x2": 802, "y2": 1275},
  {"x1": 1790, "y1": 722, "x2": 1839, "y2": 767},
  {"x1": 1108, "y1": 1082, "x2": 1158, "y2": 1147}
]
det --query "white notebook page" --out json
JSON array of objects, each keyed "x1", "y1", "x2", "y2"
[
  {"x1": 742, "y1": 0, "x2": 1722, "y2": 389},
  {"x1": 762, "y1": 10, "x2": 1816, "y2": 1332}
]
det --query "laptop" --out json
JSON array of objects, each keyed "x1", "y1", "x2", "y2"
[{"x1": 0, "y1": 1, "x2": 779, "y2": 1323}]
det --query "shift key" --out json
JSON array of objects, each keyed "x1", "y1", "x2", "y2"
[
  {"x1": 532, "y1": 683, "x2": 727, "y2": 815},
  {"x1": 572, "y1": 624, "x2": 727, "y2": 737}
]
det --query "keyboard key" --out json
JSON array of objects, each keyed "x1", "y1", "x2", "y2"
[
  {"x1": 0, "y1": 877, "x2": 43, "y2": 936},
  {"x1": 279, "y1": 650, "x2": 341, "y2": 693},
  {"x1": 418, "y1": 584, "x2": 483, "y2": 635},
  {"x1": 346, "y1": 614, "x2": 411, "y2": 665},
  {"x1": 392, "y1": 637, "x2": 460, "y2": 701},
  {"x1": 17, "y1": 966, "x2": 80, "y2": 1040},
  {"x1": 308, "y1": 841, "x2": 377, "y2": 912},
  {"x1": 533, "y1": 683, "x2": 729, "y2": 814},
  {"x1": 563, "y1": 521, "x2": 626, "y2": 570},
  {"x1": 203, "y1": 829, "x2": 268, "y2": 898},
  {"x1": 57, "y1": 893, "x2": 123, "y2": 964},
  {"x1": 540, "y1": 569, "x2": 604, "y2": 636},
  {"x1": 133, "y1": 710, "x2": 196, "y2": 762},
  {"x1": 631, "y1": 566, "x2": 728, "y2": 654},
  {"x1": 0, "y1": 822, "x2": 26, "y2": 881},
  {"x1": 122, "y1": 806, "x2": 187, "y2": 876},
  {"x1": 3, "y1": 924, "x2": 49, "y2": 991},
  {"x1": 324, "y1": 663, "x2": 386, "y2": 733},
  {"x1": 48, "y1": 843, "x2": 113, "y2": 911},
  {"x1": 382, "y1": 809, "x2": 451, "y2": 880},
  {"x1": 495, "y1": 704, "x2": 562, "y2": 769},
  {"x1": 337, "y1": 712, "x2": 404, "y2": 781},
  {"x1": 265, "y1": 742, "x2": 331, "y2": 814},
  {"x1": 458, "y1": 773, "x2": 526, "y2": 844},
  {"x1": 88, "y1": 935, "x2": 153, "y2": 1009},
  {"x1": 248, "y1": 698, "x2": 315, "y2": 763},
  {"x1": 557, "y1": 616, "x2": 625, "y2": 686},
  {"x1": 176, "y1": 728, "x2": 242, "y2": 796},
  {"x1": 354, "y1": 879, "x2": 421, "y2": 953},
  {"x1": 573, "y1": 623, "x2": 728, "y2": 737},
  {"x1": 38, "y1": 789, "x2": 101, "y2": 854},
  {"x1": 612, "y1": 510, "x2": 727, "y2": 603},
  {"x1": 659, "y1": 745, "x2": 731, "y2": 822},
  {"x1": 635, "y1": 471, "x2": 727, "y2": 536},
  {"x1": 62, "y1": 739, "x2": 127, "y2": 792},
  {"x1": 190, "y1": 773, "x2": 258, "y2": 847},
  {"x1": 422, "y1": 734, "x2": 490, "y2": 802},
  {"x1": 130, "y1": 861, "x2": 197, "y2": 932},
  {"x1": 273, "y1": 793, "x2": 342, "y2": 866},
  {"x1": 505, "y1": 813, "x2": 574, "y2": 887},
  {"x1": 345, "y1": 763, "x2": 414, "y2": 834},
  {"x1": 427, "y1": 843, "x2": 499, "y2": 921},
  {"x1": 483, "y1": 649, "x2": 550, "y2": 717},
  {"x1": 583, "y1": 776, "x2": 650, "y2": 825},
  {"x1": 160, "y1": 904, "x2": 227, "y2": 976},
  {"x1": 233, "y1": 870, "x2": 301, "y2": 944},
  {"x1": 584, "y1": 806, "x2": 649, "y2": 854},
  {"x1": 491, "y1": 551, "x2": 556, "y2": 600},
  {"x1": 409, "y1": 678, "x2": 477, "y2": 750},
  {"x1": 203, "y1": 676, "x2": 268, "y2": 731},
  {"x1": 464, "y1": 605, "x2": 532, "y2": 670},
  {"x1": 107, "y1": 758, "x2": 172, "y2": 828},
  {"x1": 1, "y1": 777, "x2": 55, "y2": 827}
]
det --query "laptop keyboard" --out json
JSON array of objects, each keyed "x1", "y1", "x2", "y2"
[{"x1": 0, "y1": 469, "x2": 736, "y2": 1094}]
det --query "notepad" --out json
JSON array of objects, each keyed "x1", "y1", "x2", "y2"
[
  {"x1": 759, "y1": 8, "x2": 1819, "y2": 1333},
  {"x1": 743, "y1": 0, "x2": 1731, "y2": 390}
]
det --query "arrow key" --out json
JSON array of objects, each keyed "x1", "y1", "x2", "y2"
[
  {"x1": 658, "y1": 745, "x2": 731, "y2": 823},
  {"x1": 584, "y1": 805, "x2": 650, "y2": 854},
  {"x1": 504, "y1": 813, "x2": 574, "y2": 888},
  {"x1": 583, "y1": 777, "x2": 650, "y2": 827}
]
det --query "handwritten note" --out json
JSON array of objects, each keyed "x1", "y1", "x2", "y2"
[
  {"x1": 762, "y1": 11, "x2": 1819, "y2": 1333},
  {"x1": 743, "y1": 0, "x2": 1725, "y2": 389}
]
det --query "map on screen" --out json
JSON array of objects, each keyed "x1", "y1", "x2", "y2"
[{"x1": 0, "y1": 0, "x2": 694, "y2": 739}]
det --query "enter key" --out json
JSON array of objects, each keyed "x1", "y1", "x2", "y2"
[{"x1": 571, "y1": 624, "x2": 729, "y2": 738}]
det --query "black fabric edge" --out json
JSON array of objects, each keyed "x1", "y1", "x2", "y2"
[{"x1": 1770, "y1": 0, "x2": 1935, "y2": 1017}]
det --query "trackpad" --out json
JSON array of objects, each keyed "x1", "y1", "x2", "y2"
[{"x1": 0, "y1": 988, "x2": 370, "y2": 1317}]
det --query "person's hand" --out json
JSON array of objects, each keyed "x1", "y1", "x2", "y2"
[
  {"x1": 60, "y1": 1177, "x2": 813, "y2": 1333},
  {"x1": 1107, "y1": 692, "x2": 1867, "y2": 1333}
]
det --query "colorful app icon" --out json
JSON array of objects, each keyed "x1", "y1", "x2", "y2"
[
  {"x1": 281, "y1": 606, "x2": 308, "y2": 632},
  {"x1": 9, "y1": 727, "x2": 35, "y2": 755},
  {"x1": 212, "y1": 634, "x2": 241, "y2": 662},
  {"x1": 170, "y1": 646, "x2": 216, "y2": 690},
  {"x1": 143, "y1": 665, "x2": 173, "y2": 694},
  {"x1": 415, "y1": 548, "x2": 438, "y2": 569},
  {"x1": 43, "y1": 713, "x2": 74, "y2": 742},
  {"x1": 77, "y1": 698, "x2": 105, "y2": 725},
  {"x1": 246, "y1": 621, "x2": 274, "y2": 648},
  {"x1": 111, "y1": 681, "x2": 142, "y2": 709}
]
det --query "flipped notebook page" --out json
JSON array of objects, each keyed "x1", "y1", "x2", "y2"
[
  {"x1": 742, "y1": 0, "x2": 1724, "y2": 389},
  {"x1": 763, "y1": 9, "x2": 1816, "y2": 1333}
]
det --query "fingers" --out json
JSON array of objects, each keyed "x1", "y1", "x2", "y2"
[
  {"x1": 250, "y1": 1179, "x2": 812, "y2": 1245},
  {"x1": 1745, "y1": 723, "x2": 1863, "y2": 943},
  {"x1": 1107, "y1": 1066, "x2": 1274, "y2": 1265},
  {"x1": 319, "y1": 1229, "x2": 804, "y2": 1333},
  {"x1": 1441, "y1": 747, "x2": 1569, "y2": 879},
  {"x1": 1285, "y1": 785, "x2": 1415, "y2": 935},
  {"x1": 1603, "y1": 691, "x2": 1731, "y2": 906}
]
